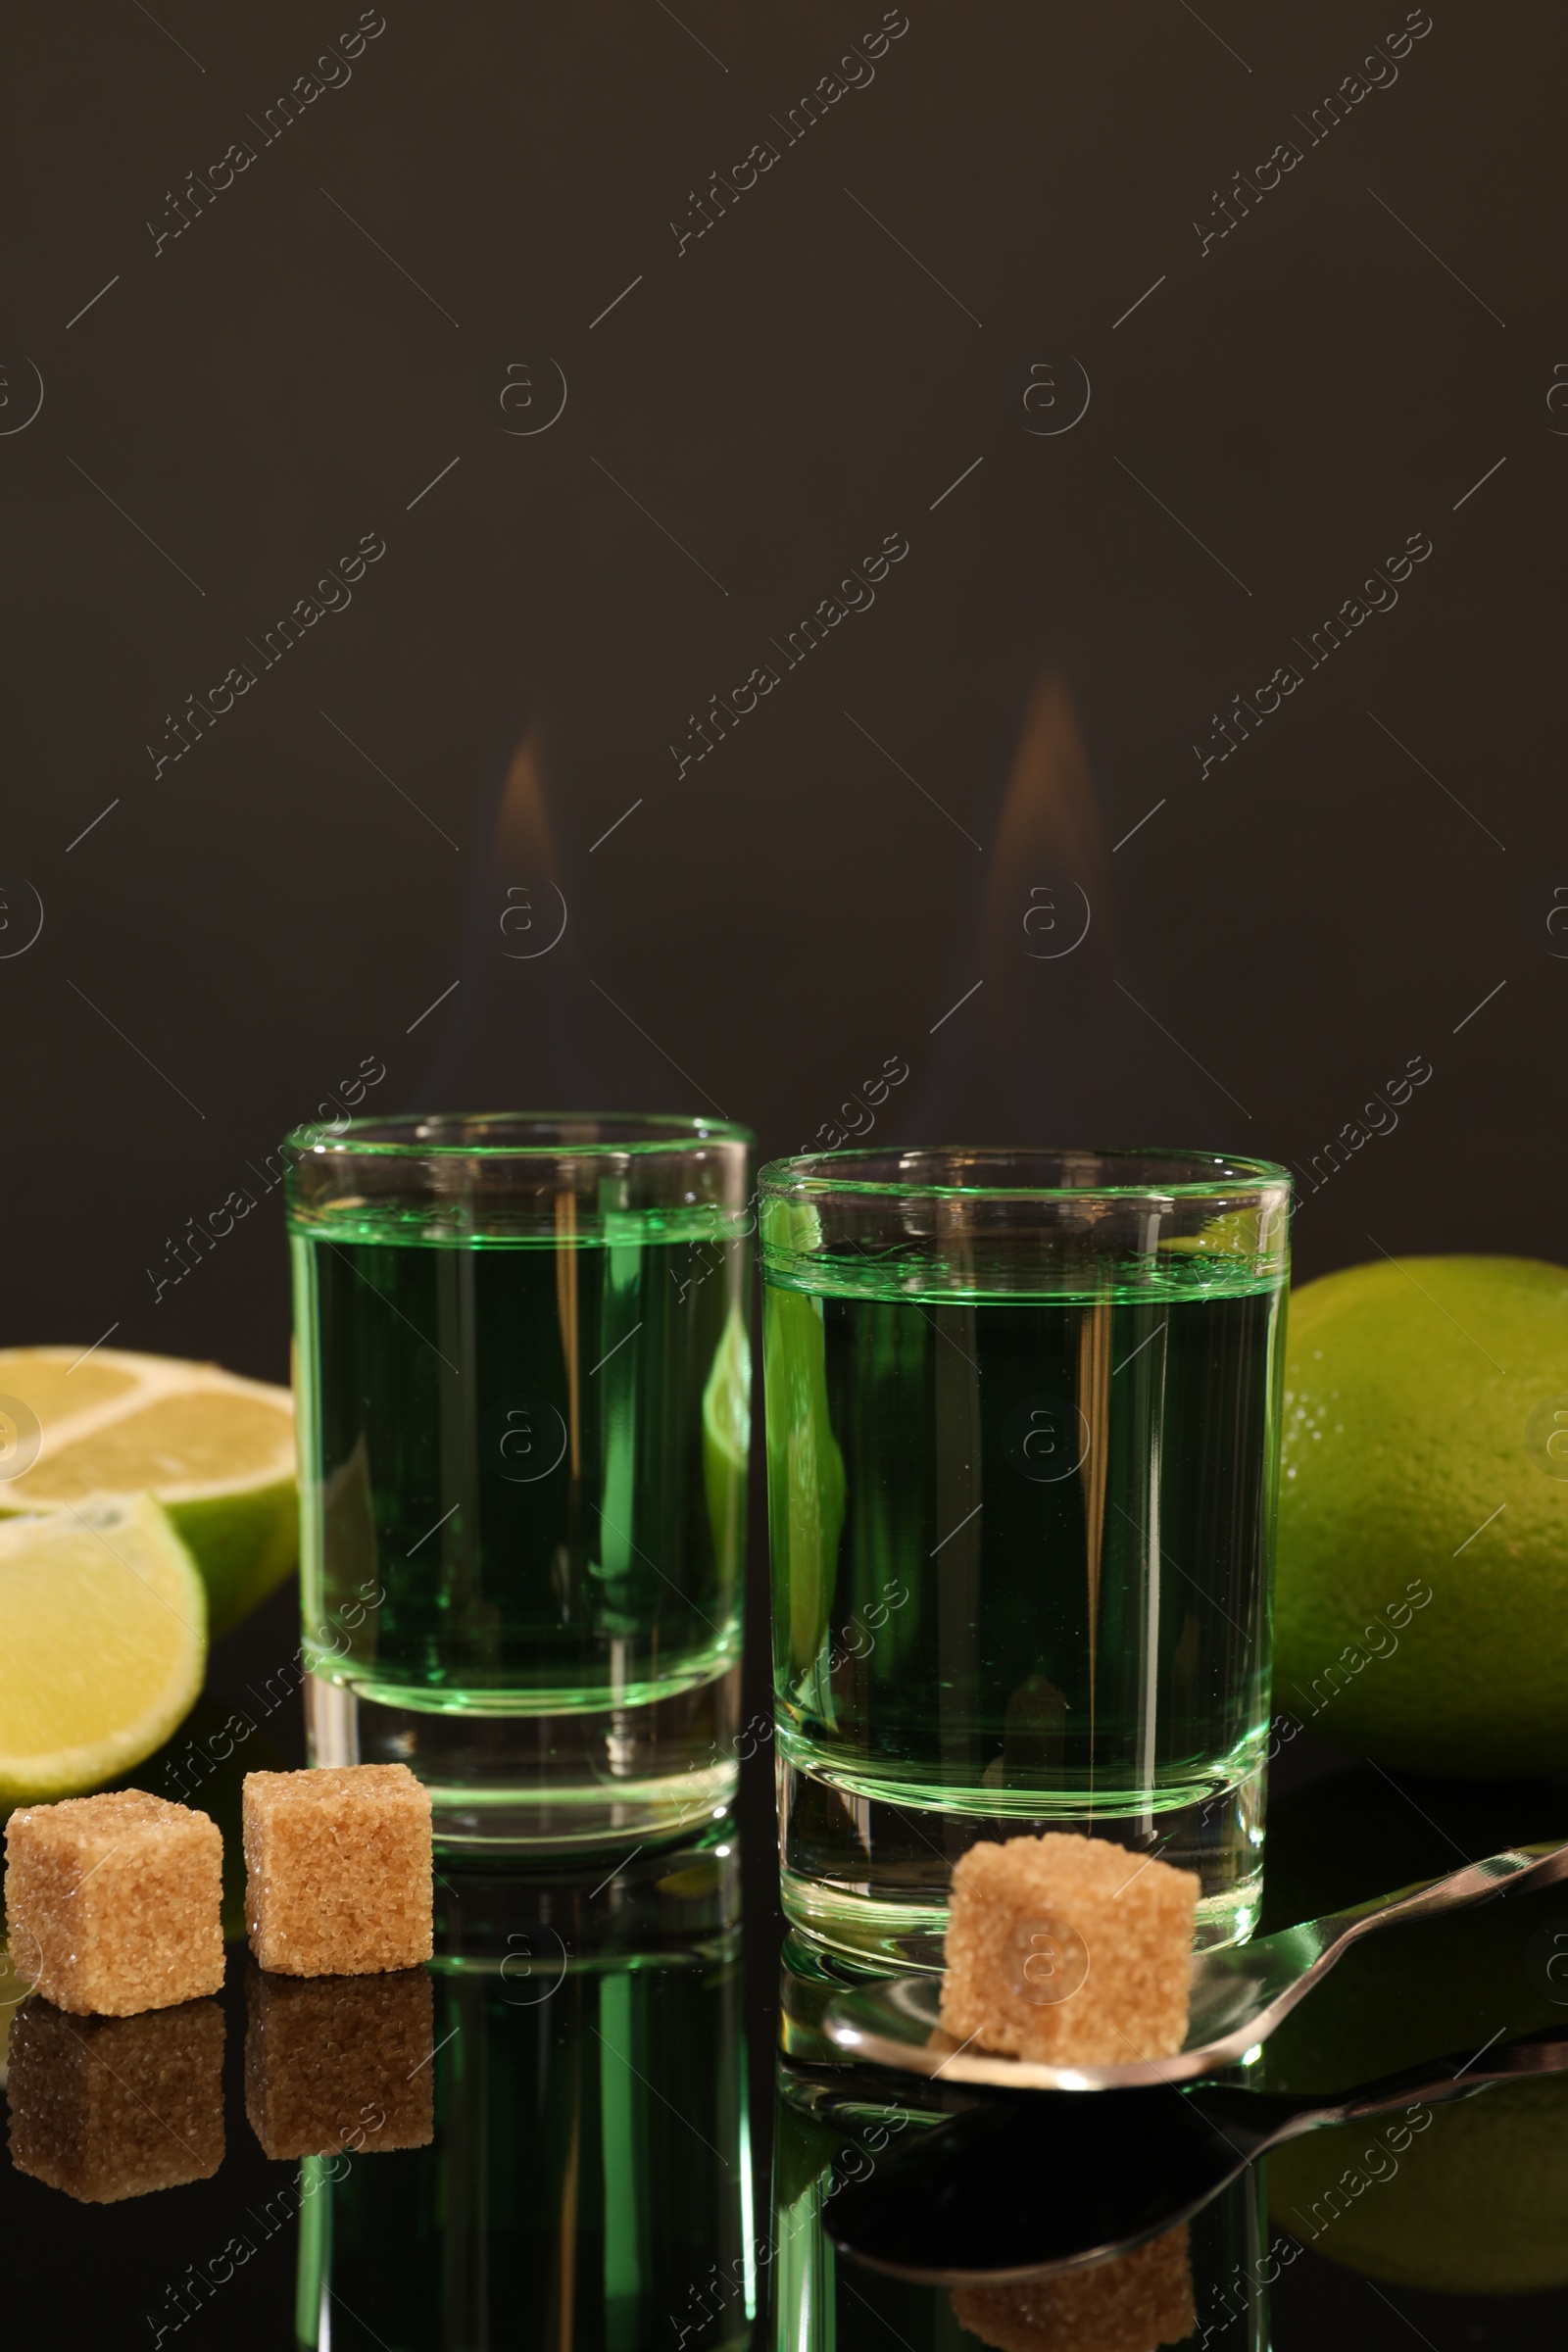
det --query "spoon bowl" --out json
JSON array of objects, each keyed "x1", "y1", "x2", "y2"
[{"x1": 822, "y1": 1838, "x2": 1568, "y2": 2091}]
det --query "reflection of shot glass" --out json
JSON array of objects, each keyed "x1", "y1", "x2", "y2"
[
  {"x1": 774, "y1": 2053, "x2": 1269, "y2": 2352},
  {"x1": 761, "y1": 1147, "x2": 1291, "y2": 1968},
  {"x1": 295, "y1": 1834, "x2": 751, "y2": 2349},
  {"x1": 286, "y1": 1114, "x2": 753, "y2": 1849}
]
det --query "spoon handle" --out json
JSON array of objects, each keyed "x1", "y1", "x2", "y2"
[
  {"x1": 1235, "y1": 1839, "x2": 1568, "y2": 2059},
  {"x1": 1196, "y1": 2021, "x2": 1568, "y2": 2160},
  {"x1": 1327, "y1": 1838, "x2": 1568, "y2": 1946}
]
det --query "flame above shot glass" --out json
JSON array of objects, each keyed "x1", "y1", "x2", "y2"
[
  {"x1": 759, "y1": 1147, "x2": 1292, "y2": 1969},
  {"x1": 285, "y1": 1112, "x2": 754, "y2": 1849}
]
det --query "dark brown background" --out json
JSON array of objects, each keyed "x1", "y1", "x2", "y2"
[{"x1": 6, "y1": 0, "x2": 1561, "y2": 1384}]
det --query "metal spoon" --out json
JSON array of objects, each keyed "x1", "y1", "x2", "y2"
[
  {"x1": 823, "y1": 2021, "x2": 1568, "y2": 2285},
  {"x1": 821, "y1": 1838, "x2": 1568, "y2": 2090}
]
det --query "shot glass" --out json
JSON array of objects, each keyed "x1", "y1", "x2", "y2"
[
  {"x1": 286, "y1": 1112, "x2": 753, "y2": 1849},
  {"x1": 760, "y1": 1147, "x2": 1291, "y2": 1967}
]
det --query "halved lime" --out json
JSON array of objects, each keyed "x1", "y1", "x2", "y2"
[{"x1": 0, "y1": 1347, "x2": 296, "y2": 1637}]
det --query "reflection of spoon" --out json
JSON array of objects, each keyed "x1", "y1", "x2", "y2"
[
  {"x1": 826, "y1": 2024, "x2": 1568, "y2": 2284},
  {"x1": 823, "y1": 1840, "x2": 1568, "y2": 2090}
]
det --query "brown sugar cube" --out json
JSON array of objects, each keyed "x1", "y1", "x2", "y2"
[
  {"x1": 940, "y1": 1833, "x2": 1199, "y2": 2067},
  {"x1": 3, "y1": 1790, "x2": 224, "y2": 2018},
  {"x1": 7, "y1": 1997, "x2": 224, "y2": 2202},
  {"x1": 952, "y1": 2223, "x2": 1194, "y2": 2352},
  {"x1": 243, "y1": 1765, "x2": 432, "y2": 1977},
  {"x1": 244, "y1": 1965, "x2": 434, "y2": 2158}
]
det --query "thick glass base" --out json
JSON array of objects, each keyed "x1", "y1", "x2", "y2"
[
  {"x1": 305, "y1": 1661, "x2": 741, "y2": 1851},
  {"x1": 777, "y1": 1750, "x2": 1265, "y2": 1970}
]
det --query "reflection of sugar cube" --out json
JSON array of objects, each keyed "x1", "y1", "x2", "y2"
[
  {"x1": 940, "y1": 1833, "x2": 1199, "y2": 2066},
  {"x1": 245, "y1": 1966, "x2": 435, "y2": 2158},
  {"x1": 952, "y1": 2223, "x2": 1194, "y2": 2351},
  {"x1": 243, "y1": 1765, "x2": 432, "y2": 1977},
  {"x1": 4, "y1": 1789, "x2": 223, "y2": 2017},
  {"x1": 8, "y1": 1998, "x2": 224, "y2": 2202}
]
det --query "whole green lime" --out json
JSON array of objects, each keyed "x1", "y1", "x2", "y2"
[{"x1": 1274, "y1": 1255, "x2": 1568, "y2": 1777}]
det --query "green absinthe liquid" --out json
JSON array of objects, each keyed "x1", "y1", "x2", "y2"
[
  {"x1": 291, "y1": 1205, "x2": 748, "y2": 1716},
  {"x1": 764, "y1": 1252, "x2": 1285, "y2": 1960}
]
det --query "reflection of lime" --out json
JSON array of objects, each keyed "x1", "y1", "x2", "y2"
[
  {"x1": 702, "y1": 1305, "x2": 750, "y2": 1584},
  {"x1": 1162, "y1": 1204, "x2": 1286, "y2": 1270},
  {"x1": 1268, "y1": 2075, "x2": 1568, "y2": 2294},
  {"x1": 0, "y1": 1495, "x2": 207, "y2": 1803},
  {"x1": 0, "y1": 1347, "x2": 296, "y2": 1638},
  {"x1": 763, "y1": 1289, "x2": 845, "y2": 1673},
  {"x1": 1274, "y1": 1257, "x2": 1568, "y2": 1776}
]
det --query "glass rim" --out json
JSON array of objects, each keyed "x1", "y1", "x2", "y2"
[
  {"x1": 283, "y1": 1109, "x2": 754, "y2": 1159},
  {"x1": 758, "y1": 1144, "x2": 1292, "y2": 1203}
]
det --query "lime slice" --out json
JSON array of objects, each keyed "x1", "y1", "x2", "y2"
[
  {"x1": 0, "y1": 1495, "x2": 207, "y2": 1804},
  {"x1": 0, "y1": 1347, "x2": 296, "y2": 1638}
]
